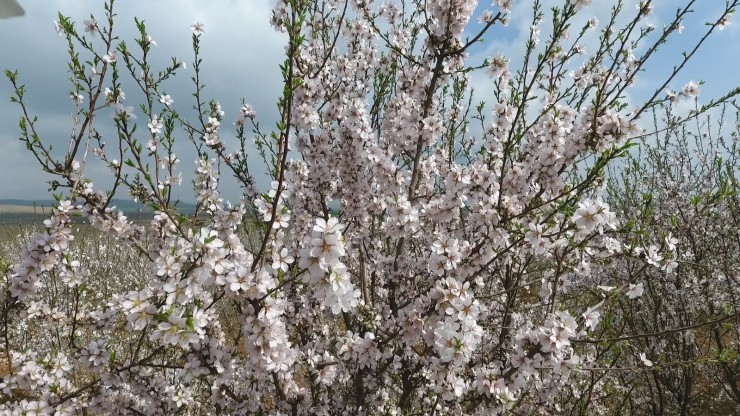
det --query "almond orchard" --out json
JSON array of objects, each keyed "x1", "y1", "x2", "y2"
[{"x1": 2, "y1": 0, "x2": 739, "y2": 414}]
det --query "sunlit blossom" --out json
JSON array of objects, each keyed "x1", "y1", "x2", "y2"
[
  {"x1": 159, "y1": 94, "x2": 173, "y2": 106},
  {"x1": 148, "y1": 114, "x2": 164, "y2": 134}
]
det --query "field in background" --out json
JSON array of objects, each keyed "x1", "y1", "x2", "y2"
[
  {"x1": 0, "y1": 205, "x2": 161, "y2": 226},
  {"x1": 0, "y1": 204, "x2": 52, "y2": 214}
]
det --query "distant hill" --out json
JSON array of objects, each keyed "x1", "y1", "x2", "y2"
[{"x1": 0, "y1": 199, "x2": 197, "y2": 214}]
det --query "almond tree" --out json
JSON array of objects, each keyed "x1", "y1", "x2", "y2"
[
  {"x1": 1, "y1": 0, "x2": 738, "y2": 414},
  {"x1": 568, "y1": 105, "x2": 740, "y2": 416}
]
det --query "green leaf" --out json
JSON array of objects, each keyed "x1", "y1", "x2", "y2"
[{"x1": 109, "y1": 349, "x2": 117, "y2": 370}]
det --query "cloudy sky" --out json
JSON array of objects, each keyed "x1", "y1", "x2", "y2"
[{"x1": 0, "y1": 0, "x2": 738, "y2": 204}]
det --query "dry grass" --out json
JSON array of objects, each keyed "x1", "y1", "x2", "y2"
[{"x1": 0, "y1": 353, "x2": 10, "y2": 378}]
